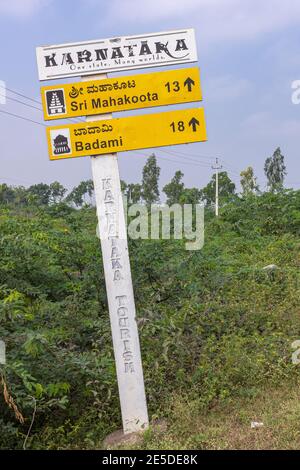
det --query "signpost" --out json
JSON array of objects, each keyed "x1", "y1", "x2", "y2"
[
  {"x1": 41, "y1": 67, "x2": 202, "y2": 120},
  {"x1": 36, "y1": 27, "x2": 206, "y2": 437},
  {"x1": 46, "y1": 108, "x2": 207, "y2": 160},
  {"x1": 36, "y1": 29, "x2": 197, "y2": 80}
]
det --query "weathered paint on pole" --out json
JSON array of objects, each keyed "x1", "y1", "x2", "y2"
[{"x1": 85, "y1": 74, "x2": 149, "y2": 434}]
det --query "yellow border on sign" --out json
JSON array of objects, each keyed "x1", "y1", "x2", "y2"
[
  {"x1": 41, "y1": 67, "x2": 202, "y2": 120},
  {"x1": 46, "y1": 107, "x2": 207, "y2": 161}
]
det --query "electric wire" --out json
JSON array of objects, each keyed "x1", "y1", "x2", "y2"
[
  {"x1": 0, "y1": 108, "x2": 46, "y2": 126},
  {"x1": 1, "y1": 90, "x2": 298, "y2": 189},
  {"x1": 2, "y1": 86, "x2": 84, "y2": 123}
]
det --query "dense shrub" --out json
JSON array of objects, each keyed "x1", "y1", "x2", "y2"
[{"x1": 0, "y1": 190, "x2": 299, "y2": 448}]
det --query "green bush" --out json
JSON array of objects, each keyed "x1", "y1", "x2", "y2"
[{"x1": 0, "y1": 190, "x2": 299, "y2": 448}]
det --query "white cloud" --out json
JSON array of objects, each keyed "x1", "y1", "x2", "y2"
[
  {"x1": 0, "y1": 0, "x2": 50, "y2": 18},
  {"x1": 104, "y1": 0, "x2": 300, "y2": 44}
]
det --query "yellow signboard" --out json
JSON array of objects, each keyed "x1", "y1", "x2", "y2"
[
  {"x1": 41, "y1": 68, "x2": 202, "y2": 120},
  {"x1": 46, "y1": 108, "x2": 207, "y2": 160}
]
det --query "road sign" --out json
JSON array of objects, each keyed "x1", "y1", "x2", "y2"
[
  {"x1": 36, "y1": 29, "x2": 197, "y2": 80},
  {"x1": 41, "y1": 67, "x2": 202, "y2": 120},
  {"x1": 46, "y1": 107, "x2": 207, "y2": 160},
  {"x1": 37, "y1": 25, "x2": 206, "y2": 436}
]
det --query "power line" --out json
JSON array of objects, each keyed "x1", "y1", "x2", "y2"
[
  {"x1": 4, "y1": 86, "x2": 84, "y2": 123},
  {"x1": 159, "y1": 148, "x2": 242, "y2": 175},
  {"x1": 0, "y1": 108, "x2": 46, "y2": 126},
  {"x1": 0, "y1": 92, "x2": 42, "y2": 111},
  {"x1": 221, "y1": 166, "x2": 241, "y2": 177},
  {"x1": 159, "y1": 147, "x2": 215, "y2": 160},
  {"x1": 130, "y1": 149, "x2": 217, "y2": 169},
  {"x1": 221, "y1": 162, "x2": 241, "y2": 175},
  {"x1": 0, "y1": 102, "x2": 85, "y2": 126},
  {"x1": 159, "y1": 149, "x2": 213, "y2": 167},
  {"x1": 0, "y1": 92, "x2": 297, "y2": 190},
  {"x1": 130, "y1": 150, "x2": 242, "y2": 180},
  {"x1": 160, "y1": 148, "x2": 242, "y2": 174},
  {"x1": 159, "y1": 151, "x2": 242, "y2": 176},
  {"x1": 130, "y1": 148, "x2": 213, "y2": 167},
  {"x1": 159, "y1": 154, "x2": 216, "y2": 169},
  {"x1": 5, "y1": 86, "x2": 41, "y2": 105}
]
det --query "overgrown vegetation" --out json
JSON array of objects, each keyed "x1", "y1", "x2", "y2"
[{"x1": 0, "y1": 151, "x2": 299, "y2": 449}]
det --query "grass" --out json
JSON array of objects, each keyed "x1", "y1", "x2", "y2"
[{"x1": 106, "y1": 379, "x2": 300, "y2": 450}]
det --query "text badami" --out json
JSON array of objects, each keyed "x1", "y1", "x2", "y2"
[{"x1": 75, "y1": 137, "x2": 123, "y2": 152}]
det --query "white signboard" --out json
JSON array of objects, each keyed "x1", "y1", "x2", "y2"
[{"x1": 36, "y1": 29, "x2": 197, "y2": 81}]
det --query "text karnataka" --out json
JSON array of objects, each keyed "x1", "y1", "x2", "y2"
[{"x1": 43, "y1": 39, "x2": 190, "y2": 68}]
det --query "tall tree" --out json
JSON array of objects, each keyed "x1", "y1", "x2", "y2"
[
  {"x1": 179, "y1": 187, "x2": 202, "y2": 205},
  {"x1": 240, "y1": 166, "x2": 259, "y2": 196},
  {"x1": 200, "y1": 171, "x2": 236, "y2": 206},
  {"x1": 141, "y1": 154, "x2": 160, "y2": 207},
  {"x1": 67, "y1": 180, "x2": 94, "y2": 207},
  {"x1": 27, "y1": 183, "x2": 51, "y2": 205},
  {"x1": 126, "y1": 183, "x2": 142, "y2": 204},
  {"x1": 13, "y1": 186, "x2": 29, "y2": 206},
  {"x1": 0, "y1": 183, "x2": 15, "y2": 204},
  {"x1": 120, "y1": 180, "x2": 128, "y2": 194},
  {"x1": 121, "y1": 181, "x2": 142, "y2": 204},
  {"x1": 163, "y1": 170, "x2": 185, "y2": 205},
  {"x1": 264, "y1": 147, "x2": 287, "y2": 192},
  {"x1": 49, "y1": 181, "x2": 67, "y2": 204}
]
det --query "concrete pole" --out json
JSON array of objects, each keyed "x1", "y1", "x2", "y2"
[
  {"x1": 212, "y1": 158, "x2": 222, "y2": 217},
  {"x1": 215, "y1": 166, "x2": 219, "y2": 217}
]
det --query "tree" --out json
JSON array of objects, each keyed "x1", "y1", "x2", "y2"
[
  {"x1": 120, "y1": 180, "x2": 128, "y2": 194},
  {"x1": 179, "y1": 187, "x2": 202, "y2": 205},
  {"x1": 67, "y1": 180, "x2": 94, "y2": 207},
  {"x1": 141, "y1": 154, "x2": 160, "y2": 207},
  {"x1": 0, "y1": 184, "x2": 15, "y2": 205},
  {"x1": 264, "y1": 147, "x2": 287, "y2": 192},
  {"x1": 163, "y1": 171, "x2": 185, "y2": 205},
  {"x1": 12, "y1": 186, "x2": 29, "y2": 206},
  {"x1": 49, "y1": 181, "x2": 67, "y2": 204},
  {"x1": 200, "y1": 171, "x2": 236, "y2": 206},
  {"x1": 126, "y1": 183, "x2": 142, "y2": 204},
  {"x1": 27, "y1": 183, "x2": 51, "y2": 205},
  {"x1": 240, "y1": 167, "x2": 259, "y2": 196},
  {"x1": 121, "y1": 181, "x2": 142, "y2": 204}
]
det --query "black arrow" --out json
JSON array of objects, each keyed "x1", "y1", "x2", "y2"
[
  {"x1": 189, "y1": 117, "x2": 200, "y2": 132},
  {"x1": 184, "y1": 77, "x2": 195, "y2": 92}
]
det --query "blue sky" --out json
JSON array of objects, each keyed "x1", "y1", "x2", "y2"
[{"x1": 0, "y1": 0, "x2": 300, "y2": 193}]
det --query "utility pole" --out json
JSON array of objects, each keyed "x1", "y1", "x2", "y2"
[{"x1": 212, "y1": 158, "x2": 222, "y2": 216}]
